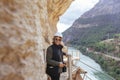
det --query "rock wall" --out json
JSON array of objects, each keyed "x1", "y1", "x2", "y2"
[{"x1": 0, "y1": 0, "x2": 72, "y2": 80}]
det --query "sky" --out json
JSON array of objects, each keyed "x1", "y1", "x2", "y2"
[{"x1": 57, "y1": 0, "x2": 99, "y2": 33}]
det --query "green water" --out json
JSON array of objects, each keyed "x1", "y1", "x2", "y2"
[{"x1": 68, "y1": 47, "x2": 115, "y2": 80}]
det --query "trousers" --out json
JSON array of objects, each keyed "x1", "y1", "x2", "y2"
[{"x1": 49, "y1": 73, "x2": 60, "y2": 80}]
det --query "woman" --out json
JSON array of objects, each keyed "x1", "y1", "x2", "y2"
[{"x1": 46, "y1": 32, "x2": 67, "y2": 80}]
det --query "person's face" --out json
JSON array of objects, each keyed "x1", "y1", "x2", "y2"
[{"x1": 54, "y1": 36, "x2": 62, "y2": 45}]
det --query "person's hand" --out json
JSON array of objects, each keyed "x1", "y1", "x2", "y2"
[
  {"x1": 65, "y1": 54, "x2": 69, "y2": 57},
  {"x1": 63, "y1": 62, "x2": 67, "y2": 66},
  {"x1": 59, "y1": 62, "x2": 65, "y2": 68},
  {"x1": 60, "y1": 41, "x2": 64, "y2": 47}
]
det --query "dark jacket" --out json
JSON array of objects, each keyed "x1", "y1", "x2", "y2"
[{"x1": 46, "y1": 44, "x2": 65, "y2": 75}]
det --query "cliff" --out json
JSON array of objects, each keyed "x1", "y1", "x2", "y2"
[
  {"x1": 63, "y1": 0, "x2": 120, "y2": 46},
  {"x1": 0, "y1": 0, "x2": 73, "y2": 80}
]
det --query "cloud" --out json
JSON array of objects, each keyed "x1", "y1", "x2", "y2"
[
  {"x1": 57, "y1": 23, "x2": 71, "y2": 33},
  {"x1": 57, "y1": 0, "x2": 99, "y2": 32}
]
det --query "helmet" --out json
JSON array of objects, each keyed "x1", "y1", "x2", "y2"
[{"x1": 54, "y1": 32, "x2": 63, "y2": 38}]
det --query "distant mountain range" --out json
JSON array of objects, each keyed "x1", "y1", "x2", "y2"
[{"x1": 63, "y1": 0, "x2": 120, "y2": 46}]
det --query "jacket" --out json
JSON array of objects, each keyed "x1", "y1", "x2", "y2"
[{"x1": 46, "y1": 44, "x2": 65, "y2": 75}]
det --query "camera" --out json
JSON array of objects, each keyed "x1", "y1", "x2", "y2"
[{"x1": 62, "y1": 62, "x2": 67, "y2": 72}]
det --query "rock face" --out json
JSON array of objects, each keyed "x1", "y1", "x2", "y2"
[
  {"x1": 0, "y1": 0, "x2": 72, "y2": 80},
  {"x1": 81, "y1": 0, "x2": 120, "y2": 18},
  {"x1": 63, "y1": 0, "x2": 120, "y2": 46}
]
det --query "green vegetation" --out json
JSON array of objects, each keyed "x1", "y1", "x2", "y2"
[
  {"x1": 69, "y1": 25, "x2": 119, "y2": 47},
  {"x1": 93, "y1": 42, "x2": 116, "y2": 53},
  {"x1": 114, "y1": 33, "x2": 120, "y2": 38},
  {"x1": 73, "y1": 31, "x2": 120, "y2": 79},
  {"x1": 65, "y1": 21, "x2": 120, "y2": 80},
  {"x1": 80, "y1": 49, "x2": 120, "y2": 80}
]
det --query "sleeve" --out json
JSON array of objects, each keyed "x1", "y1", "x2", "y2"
[
  {"x1": 46, "y1": 46, "x2": 60, "y2": 66},
  {"x1": 63, "y1": 52, "x2": 69, "y2": 57},
  {"x1": 63, "y1": 52, "x2": 67, "y2": 55}
]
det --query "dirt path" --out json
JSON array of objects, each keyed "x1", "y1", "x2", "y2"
[{"x1": 103, "y1": 54, "x2": 120, "y2": 61}]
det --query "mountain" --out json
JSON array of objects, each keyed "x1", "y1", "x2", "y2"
[{"x1": 63, "y1": 0, "x2": 120, "y2": 46}]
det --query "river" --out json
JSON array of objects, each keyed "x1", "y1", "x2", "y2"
[{"x1": 68, "y1": 47, "x2": 115, "y2": 80}]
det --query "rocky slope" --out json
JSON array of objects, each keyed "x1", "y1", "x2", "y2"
[
  {"x1": 0, "y1": 0, "x2": 72, "y2": 80},
  {"x1": 63, "y1": 0, "x2": 120, "y2": 46}
]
